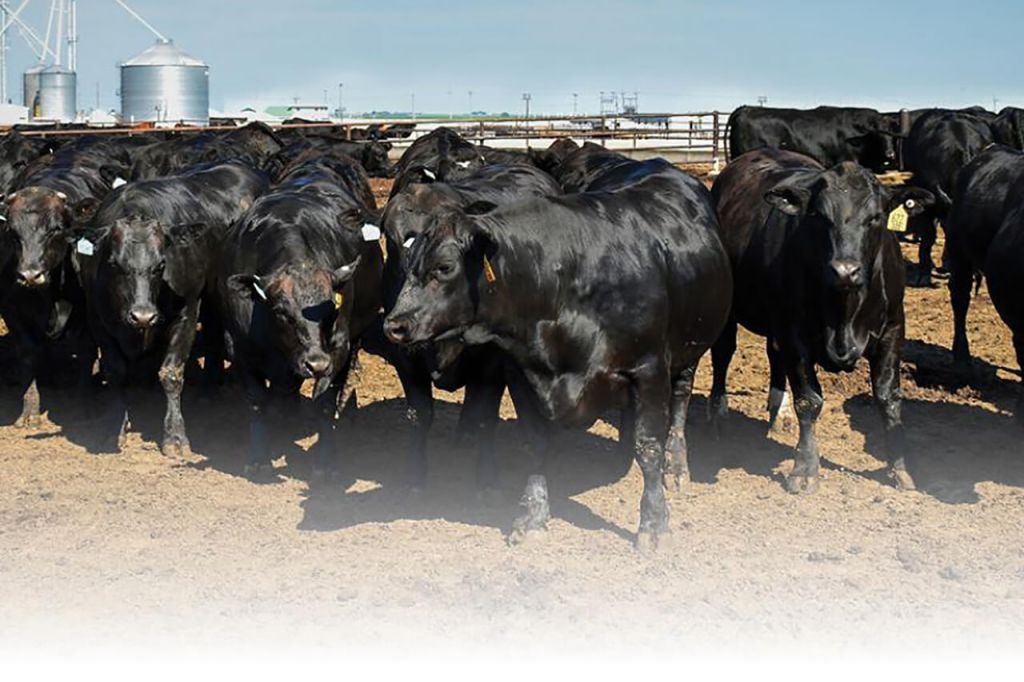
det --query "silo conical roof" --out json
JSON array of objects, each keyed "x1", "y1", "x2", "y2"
[{"x1": 122, "y1": 39, "x2": 206, "y2": 67}]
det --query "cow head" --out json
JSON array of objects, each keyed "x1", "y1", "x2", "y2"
[
  {"x1": 765, "y1": 162, "x2": 933, "y2": 369},
  {"x1": 847, "y1": 130, "x2": 899, "y2": 172},
  {"x1": 100, "y1": 217, "x2": 207, "y2": 331},
  {"x1": 228, "y1": 257, "x2": 361, "y2": 384},
  {"x1": 1, "y1": 187, "x2": 97, "y2": 289},
  {"x1": 383, "y1": 207, "x2": 494, "y2": 352},
  {"x1": 382, "y1": 183, "x2": 472, "y2": 265},
  {"x1": 362, "y1": 141, "x2": 395, "y2": 178}
]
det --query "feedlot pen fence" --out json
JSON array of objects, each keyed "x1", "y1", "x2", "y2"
[{"x1": 9, "y1": 112, "x2": 732, "y2": 165}]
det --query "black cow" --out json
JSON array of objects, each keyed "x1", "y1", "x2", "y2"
[
  {"x1": 549, "y1": 142, "x2": 633, "y2": 192},
  {"x1": 709, "y1": 149, "x2": 934, "y2": 493},
  {"x1": 991, "y1": 107, "x2": 1024, "y2": 151},
  {"x1": 374, "y1": 164, "x2": 562, "y2": 492},
  {"x1": 384, "y1": 160, "x2": 732, "y2": 550},
  {"x1": 390, "y1": 127, "x2": 486, "y2": 197},
  {"x1": 266, "y1": 136, "x2": 394, "y2": 178},
  {"x1": 0, "y1": 140, "x2": 131, "y2": 427},
  {"x1": 218, "y1": 153, "x2": 383, "y2": 476},
  {"x1": 946, "y1": 144, "x2": 1024, "y2": 420},
  {"x1": 131, "y1": 122, "x2": 283, "y2": 180},
  {"x1": 529, "y1": 138, "x2": 580, "y2": 175},
  {"x1": 476, "y1": 145, "x2": 536, "y2": 167},
  {"x1": 0, "y1": 132, "x2": 58, "y2": 194},
  {"x1": 728, "y1": 105, "x2": 899, "y2": 172},
  {"x1": 902, "y1": 109, "x2": 994, "y2": 286},
  {"x1": 77, "y1": 161, "x2": 270, "y2": 454}
]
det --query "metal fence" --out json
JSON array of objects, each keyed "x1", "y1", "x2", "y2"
[{"x1": 8, "y1": 111, "x2": 731, "y2": 163}]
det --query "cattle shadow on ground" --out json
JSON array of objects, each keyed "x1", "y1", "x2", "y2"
[
  {"x1": 902, "y1": 338, "x2": 1020, "y2": 412},
  {"x1": 684, "y1": 394, "x2": 792, "y2": 487},
  {"x1": 296, "y1": 398, "x2": 638, "y2": 540},
  {"x1": 843, "y1": 392, "x2": 1024, "y2": 504}
]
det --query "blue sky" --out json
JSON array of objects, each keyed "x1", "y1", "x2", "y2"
[{"x1": 3, "y1": 0, "x2": 1021, "y2": 115}]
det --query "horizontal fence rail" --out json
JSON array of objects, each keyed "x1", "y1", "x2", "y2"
[{"x1": 4, "y1": 112, "x2": 732, "y2": 162}]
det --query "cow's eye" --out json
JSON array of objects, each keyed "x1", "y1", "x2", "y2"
[{"x1": 433, "y1": 262, "x2": 455, "y2": 279}]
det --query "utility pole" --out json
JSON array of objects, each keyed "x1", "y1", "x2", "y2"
[
  {"x1": 337, "y1": 82, "x2": 343, "y2": 120},
  {"x1": 467, "y1": 89, "x2": 473, "y2": 114},
  {"x1": 0, "y1": 4, "x2": 6, "y2": 104},
  {"x1": 757, "y1": 95, "x2": 768, "y2": 107},
  {"x1": 572, "y1": 92, "x2": 578, "y2": 116},
  {"x1": 447, "y1": 88, "x2": 452, "y2": 119},
  {"x1": 522, "y1": 92, "x2": 531, "y2": 120},
  {"x1": 410, "y1": 92, "x2": 415, "y2": 120}
]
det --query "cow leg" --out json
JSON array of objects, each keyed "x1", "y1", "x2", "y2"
[
  {"x1": 199, "y1": 298, "x2": 225, "y2": 396},
  {"x1": 461, "y1": 367, "x2": 506, "y2": 496},
  {"x1": 618, "y1": 398, "x2": 636, "y2": 459},
  {"x1": 663, "y1": 364, "x2": 696, "y2": 492},
  {"x1": 311, "y1": 357, "x2": 349, "y2": 480},
  {"x1": 158, "y1": 302, "x2": 199, "y2": 459},
  {"x1": 97, "y1": 341, "x2": 129, "y2": 453},
  {"x1": 708, "y1": 316, "x2": 737, "y2": 434},
  {"x1": 784, "y1": 356, "x2": 824, "y2": 494},
  {"x1": 913, "y1": 218, "x2": 937, "y2": 287},
  {"x1": 948, "y1": 251, "x2": 974, "y2": 373},
  {"x1": 238, "y1": 360, "x2": 273, "y2": 476},
  {"x1": 509, "y1": 437, "x2": 552, "y2": 546},
  {"x1": 11, "y1": 326, "x2": 41, "y2": 429},
  {"x1": 766, "y1": 338, "x2": 793, "y2": 433},
  {"x1": 73, "y1": 327, "x2": 98, "y2": 419},
  {"x1": 393, "y1": 355, "x2": 434, "y2": 491},
  {"x1": 868, "y1": 324, "x2": 915, "y2": 490},
  {"x1": 633, "y1": 363, "x2": 672, "y2": 552}
]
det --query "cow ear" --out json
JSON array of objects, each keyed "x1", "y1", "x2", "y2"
[
  {"x1": 885, "y1": 187, "x2": 935, "y2": 216},
  {"x1": 331, "y1": 256, "x2": 362, "y2": 289},
  {"x1": 228, "y1": 273, "x2": 269, "y2": 302},
  {"x1": 464, "y1": 200, "x2": 497, "y2": 216},
  {"x1": 99, "y1": 165, "x2": 129, "y2": 188},
  {"x1": 72, "y1": 198, "x2": 100, "y2": 226},
  {"x1": 764, "y1": 185, "x2": 810, "y2": 216}
]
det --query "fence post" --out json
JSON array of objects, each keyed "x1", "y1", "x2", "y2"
[{"x1": 712, "y1": 111, "x2": 720, "y2": 164}]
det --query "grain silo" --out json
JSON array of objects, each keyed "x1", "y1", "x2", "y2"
[
  {"x1": 120, "y1": 39, "x2": 209, "y2": 126},
  {"x1": 37, "y1": 65, "x2": 77, "y2": 121},
  {"x1": 22, "y1": 64, "x2": 44, "y2": 115}
]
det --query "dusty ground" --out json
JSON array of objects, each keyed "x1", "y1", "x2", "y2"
[{"x1": 1, "y1": 178, "x2": 1023, "y2": 659}]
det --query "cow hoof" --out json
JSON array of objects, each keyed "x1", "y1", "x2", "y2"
[
  {"x1": 635, "y1": 531, "x2": 663, "y2": 554},
  {"x1": 785, "y1": 474, "x2": 820, "y2": 495},
  {"x1": 161, "y1": 438, "x2": 191, "y2": 460},
  {"x1": 889, "y1": 468, "x2": 917, "y2": 491},
  {"x1": 507, "y1": 523, "x2": 546, "y2": 546},
  {"x1": 14, "y1": 413, "x2": 41, "y2": 429},
  {"x1": 476, "y1": 487, "x2": 505, "y2": 507}
]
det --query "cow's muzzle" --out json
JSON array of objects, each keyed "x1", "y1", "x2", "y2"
[{"x1": 17, "y1": 269, "x2": 47, "y2": 288}]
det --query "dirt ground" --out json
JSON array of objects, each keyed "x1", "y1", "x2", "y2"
[{"x1": 1, "y1": 177, "x2": 1023, "y2": 659}]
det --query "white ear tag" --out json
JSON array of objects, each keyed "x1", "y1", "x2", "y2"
[
  {"x1": 403, "y1": 237, "x2": 415, "y2": 249},
  {"x1": 0, "y1": 214, "x2": 6, "y2": 222},
  {"x1": 76, "y1": 238, "x2": 94, "y2": 256},
  {"x1": 252, "y1": 282, "x2": 268, "y2": 301},
  {"x1": 112, "y1": 177, "x2": 128, "y2": 188},
  {"x1": 361, "y1": 223, "x2": 381, "y2": 241},
  {"x1": 55, "y1": 191, "x2": 67, "y2": 200},
  {"x1": 422, "y1": 168, "x2": 436, "y2": 180}
]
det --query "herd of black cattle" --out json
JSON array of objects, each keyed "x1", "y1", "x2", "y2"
[{"x1": 0, "y1": 102, "x2": 1022, "y2": 549}]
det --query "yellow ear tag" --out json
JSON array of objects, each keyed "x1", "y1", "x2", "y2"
[
  {"x1": 334, "y1": 292, "x2": 344, "y2": 309},
  {"x1": 887, "y1": 205, "x2": 909, "y2": 233},
  {"x1": 482, "y1": 254, "x2": 497, "y2": 284}
]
